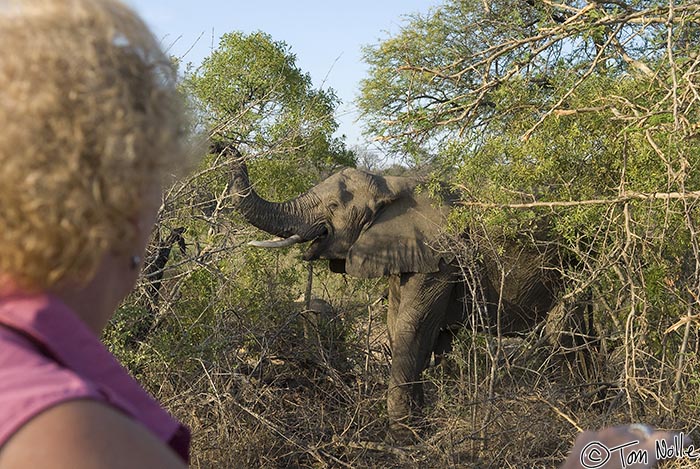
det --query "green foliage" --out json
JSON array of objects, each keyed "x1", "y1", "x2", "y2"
[
  {"x1": 359, "y1": 0, "x2": 700, "y2": 434},
  {"x1": 103, "y1": 303, "x2": 153, "y2": 372},
  {"x1": 184, "y1": 31, "x2": 354, "y2": 172},
  {"x1": 359, "y1": 0, "x2": 697, "y2": 156},
  {"x1": 105, "y1": 29, "x2": 365, "y2": 410}
]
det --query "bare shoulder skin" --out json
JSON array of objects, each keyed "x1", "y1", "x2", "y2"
[{"x1": 0, "y1": 400, "x2": 187, "y2": 469}]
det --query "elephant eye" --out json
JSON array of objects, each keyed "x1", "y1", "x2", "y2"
[
  {"x1": 327, "y1": 201, "x2": 340, "y2": 212},
  {"x1": 373, "y1": 199, "x2": 387, "y2": 212}
]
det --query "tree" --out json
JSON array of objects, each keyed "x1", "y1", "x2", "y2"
[
  {"x1": 360, "y1": 0, "x2": 700, "y2": 154},
  {"x1": 185, "y1": 31, "x2": 354, "y2": 197},
  {"x1": 359, "y1": 0, "x2": 700, "y2": 421}
]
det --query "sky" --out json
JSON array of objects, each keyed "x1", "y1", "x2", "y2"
[{"x1": 124, "y1": 1, "x2": 442, "y2": 149}]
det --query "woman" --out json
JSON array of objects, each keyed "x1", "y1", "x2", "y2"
[{"x1": 0, "y1": 0, "x2": 195, "y2": 467}]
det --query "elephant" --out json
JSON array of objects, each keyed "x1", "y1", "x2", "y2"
[{"x1": 224, "y1": 145, "x2": 577, "y2": 441}]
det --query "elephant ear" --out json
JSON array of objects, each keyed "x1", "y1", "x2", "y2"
[{"x1": 345, "y1": 192, "x2": 454, "y2": 278}]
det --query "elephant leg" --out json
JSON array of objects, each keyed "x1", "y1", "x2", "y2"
[
  {"x1": 434, "y1": 280, "x2": 467, "y2": 368},
  {"x1": 386, "y1": 274, "x2": 401, "y2": 351},
  {"x1": 387, "y1": 266, "x2": 456, "y2": 442}
]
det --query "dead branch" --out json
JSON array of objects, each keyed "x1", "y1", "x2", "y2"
[{"x1": 458, "y1": 189, "x2": 700, "y2": 209}]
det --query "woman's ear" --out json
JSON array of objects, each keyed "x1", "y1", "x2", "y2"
[{"x1": 345, "y1": 192, "x2": 454, "y2": 278}]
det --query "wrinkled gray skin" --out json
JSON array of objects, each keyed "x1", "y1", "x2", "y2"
[{"x1": 228, "y1": 149, "x2": 564, "y2": 442}]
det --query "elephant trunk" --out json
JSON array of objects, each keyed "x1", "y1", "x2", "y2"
[{"x1": 228, "y1": 151, "x2": 325, "y2": 242}]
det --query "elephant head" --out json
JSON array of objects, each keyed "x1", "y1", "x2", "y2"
[{"x1": 228, "y1": 149, "x2": 453, "y2": 277}]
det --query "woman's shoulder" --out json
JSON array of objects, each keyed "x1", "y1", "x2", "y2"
[
  {"x1": 0, "y1": 399, "x2": 188, "y2": 468},
  {"x1": 0, "y1": 304, "x2": 191, "y2": 463},
  {"x1": 0, "y1": 327, "x2": 186, "y2": 467}
]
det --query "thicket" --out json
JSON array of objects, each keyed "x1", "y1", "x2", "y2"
[{"x1": 105, "y1": 2, "x2": 700, "y2": 467}]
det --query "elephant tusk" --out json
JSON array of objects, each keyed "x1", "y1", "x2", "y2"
[{"x1": 248, "y1": 234, "x2": 305, "y2": 248}]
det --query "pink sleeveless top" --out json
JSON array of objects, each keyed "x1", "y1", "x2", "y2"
[{"x1": 0, "y1": 292, "x2": 190, "y2": 462}]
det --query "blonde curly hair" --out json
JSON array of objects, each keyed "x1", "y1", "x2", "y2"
[{"x1": 0, "y1": 0, "x2": 192, "y2": 289}]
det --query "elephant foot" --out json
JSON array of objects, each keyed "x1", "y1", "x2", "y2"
[
  {"x1": 387, "y1": 417, "x2": 424, "y2": 446},
  {"x1": 387, "y1": 378, "x2": 427, "y2": 444},
  {"x1": 386, "y1": 391, "x2": 426, "y2": 445}
]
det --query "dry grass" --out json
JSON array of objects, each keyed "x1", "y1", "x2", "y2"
[
  {"x1": 109, "y1": 276, "x2": 700, "y2": 468},
  {"x1": 101, "y1": 153, "x2": 700, "y2": 468}
]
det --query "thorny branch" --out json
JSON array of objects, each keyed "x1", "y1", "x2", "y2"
[
  {"x1": 458, "y1": 189, "x2": 700, "y2": 208},
  {"x1": 383, "y1": 1, "x2": 700, "y2": 141}
]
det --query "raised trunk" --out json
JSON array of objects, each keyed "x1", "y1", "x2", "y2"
[{"x1": 229, "y1": 154, "x2": 324, "y2": 241}]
